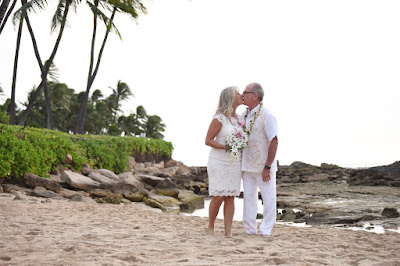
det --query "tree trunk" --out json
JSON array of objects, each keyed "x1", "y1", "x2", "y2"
[
  {"x1": 75, "y1": 7, "x2": 116, "y2": 134},
  {"x1": 74, "y1": 1, "x2": 98, "y2": 134},
  {"x1": 0, "y1": 0, "x2": 17, "y2": 35},
  {"x1": 10, "y1": 13, "x2": 23, "y2": 125},
  {"x1": 24, "y1": 7, "x2": 44, "y2": 72},
  {"x1": 18, "y1": 80, "x2": 44, "y2": 126},
  {"x1": 0, "y1": 0, "x2": 11, "y2": 25},
  {"x1": 43, "y1": 76, "x2": 53, "y2": 129},
  {"x1": 38, "y1": 4, "x2": 71, "y2": 130},
  {"x1": 18, "y1": 2, "x2": 70, "y2": 128}
]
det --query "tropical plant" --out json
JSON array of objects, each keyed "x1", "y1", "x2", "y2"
[
  {"x1": 91, "y1": 89, "x2": 103, "y2": 103},
  {"x1": 109, "y1": 80, "x2": 133, "y2": 123},
  {"x1": 143, "y1": 115, "x2": 165, "y2": 139},
  {"x1": 118, "y1": 113, "x2": 141, "y2": 136},
  {"x1": 0, "y1": 0, "x2": 17, "y2": 35},
  {"x1": 9, "y1": 0, "x2": 24, "y2": 125},
  {"x1": 136, "y1": 104, "x2": 146, "y2": 120},
  {"x1": 74, "y1": 0, "x2": 146, "y2": 134},
  {"x1": 0, "y1": 124, "x2": 173, "y2": 178},
  {"x1": 15, "y1": 0, "x2": 81, "y2": 129},
  {"x1": 0, "y1": 98, "x2": 10, "y2": 124}
]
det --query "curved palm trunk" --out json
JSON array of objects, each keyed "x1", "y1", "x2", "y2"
[
  {"x1": 17, "y1": 80, "x2": 44, "y2": 126},
  {"x1": 0, "y1": 0, "x2": 17, "y2": 36},
  {"x1": 73, "y1": 1, "x2": 98, "y2": 134},
  {"x1": 0, "y1": 0, "x2": 15, "y2": 35},
  {"x1": 42, "y1": 74, "x2": 53, "y2": 128},
  {"x1": 17, "y1": 0, "x2": 52, "y2": 128},
  {"x1": 74, "y1": 7, "x2": 116, "y2": 134},
  {"x1": 18, "y1": 2, "x2": 71, "y2": 128},
  {"x1": 10, "y1": 12, "x2": 24, "y2": 125},
  {"x1": 0, "y1": 0, "x2": 11, "y2": 25}
]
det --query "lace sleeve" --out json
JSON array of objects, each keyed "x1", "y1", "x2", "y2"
[{"x1": 213, "y1": 114, "x2": 225, "y2": 124}]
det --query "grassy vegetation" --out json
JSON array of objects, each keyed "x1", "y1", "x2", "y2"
[{"x1": 0, "y1": 124, "x2": 173, "y2": 179}]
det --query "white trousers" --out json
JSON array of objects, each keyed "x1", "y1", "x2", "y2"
[{"x1": 242, "y1": 171, "x2": 277, "y2": 236}]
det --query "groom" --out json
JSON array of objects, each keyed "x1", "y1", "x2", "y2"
[{"x1": 240, "y1": 82, "x2": 278, "y2": 236}]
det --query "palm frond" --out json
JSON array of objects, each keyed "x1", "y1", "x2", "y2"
[
  {"x1": 107, "y1": 0, "x2": 147, "y2": 18},
  {"x1": 48, "y1": 62, "x2": 60, "y2": 82},
  {"x1": 50, "y1": 0, "x2": 81, "y2": 33},
  {"x1": 107, "y1": 17, "x2": 121, "y2": 39},
  {"x1": 12, "y1": 0, "x2": 48, "y2": 26},
  {"x1": 51, "y1": 0, "x2": 66, "y2": 32}
]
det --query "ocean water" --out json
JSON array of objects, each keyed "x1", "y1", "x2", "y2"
[
  {"x1": 184, "y1": 197, "x2": 400, "y2": 234},
  {"x1": 187, "y1": 197, "x2": 263, "y2": 222}
]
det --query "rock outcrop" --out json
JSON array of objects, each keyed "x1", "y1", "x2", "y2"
[
  {"x1": 2, "y1": 158, "x2": 400, "y2": 232},
  {"x1": 2, "y1": 159, "x2": 207, "y2": 214},
  {"x1": 275, "y1": 161, "x2": 400, "y2": 231},
  {"x1": 348, "y1": 161, "x2": 400, "y2": 187},
  {"x1": 23, "y1": 173, "x2": 62, "y2": 193}
]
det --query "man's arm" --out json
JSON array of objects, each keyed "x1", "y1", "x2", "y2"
[{"x1": 262, "y1": 136, "x2": 278, "y2": 182}]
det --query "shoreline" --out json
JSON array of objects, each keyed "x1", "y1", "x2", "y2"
[
  {"x1": 1, "y1": 193, "x2": 400, "y2": 265},
  {"x1": 185, "y1": 197, "x2": 400, "y2": 235}
]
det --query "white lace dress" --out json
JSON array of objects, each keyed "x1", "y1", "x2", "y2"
[{"x1": 207, "y1": 113, "x2": 243, "y2": 197}]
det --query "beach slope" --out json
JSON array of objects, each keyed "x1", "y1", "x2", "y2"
[{"x1": 1, "y1": 195, "x2": 399, "y2": 265}]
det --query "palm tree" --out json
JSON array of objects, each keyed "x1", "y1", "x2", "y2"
[
  {"x1": 143, "y1": 115, "x2": 165, "y2": 139},
  {"x1": 0, "y1": 83, "x2": 4, "y2": 98},
  {"x1": 91, "y1": 89, "x2": 103, "y2": 103},
  {"x1": 117, "y1": 113, "x2": 141, "y2": 136},
  {"x1": 0, "y1": 0, "x2": 17, "y2": 35},
  {"x1": 0, "y1": 0, "x2": 12, "y2": 23},
  {"x1": 9, "y1": 0, "x2": 24, "y2": 125},
  {"x1": 48, "y1": 82, "x2": 75, "y2": 131},
  {"x1": 16, "y1": 0, "x2": 80, "y2": 128},
  {"x1": 136, "y1": 105, "x2": 147, "y2": 119},
  {"x1": 74, "y1": 0, "x2": 146, "y2": 134},
  {"x1": 109, "y1": 80, "x2": 133, "y2": 123}
]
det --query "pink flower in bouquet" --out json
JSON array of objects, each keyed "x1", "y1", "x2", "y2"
[{"x1": 235, "y1": 131, "x2": 243, "y2": 138}]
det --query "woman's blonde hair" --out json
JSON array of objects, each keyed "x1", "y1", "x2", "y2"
[{"x1": 216, "y1": 86, "x2": 239, "y2": 117}]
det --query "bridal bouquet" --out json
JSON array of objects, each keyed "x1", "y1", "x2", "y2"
[{"x1": 225, "y1": 131, "x2": 248, "y2": 161}]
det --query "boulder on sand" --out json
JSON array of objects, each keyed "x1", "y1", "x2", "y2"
[{"x1": 61, "y1": 170, "x2": 100, "y2": 191}]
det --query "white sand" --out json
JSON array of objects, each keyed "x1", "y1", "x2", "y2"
[{"x1": 1, "y1": 194, "x2": 400, "y2": 266}]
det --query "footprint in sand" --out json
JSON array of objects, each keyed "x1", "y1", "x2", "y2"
[
  {"x1": 63, "y1": 246, "x2": 77, "y2": 254},
  {"x1": 0, "y1": 256, "x2": 12, "y2": 262},
  {"x1": 176, "y1": 259, "x2": 189, "y2": 263},
  {"x1": 117, "y1": 255, "x2": 145, "y2": 263},
  {"x1": 233, "y1": 238, "x2": 244, "y2": 244}
]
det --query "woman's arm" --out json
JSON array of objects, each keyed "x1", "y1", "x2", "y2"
[{"x1": 205, "y1": 119, "x2": 225, "y2": 150}]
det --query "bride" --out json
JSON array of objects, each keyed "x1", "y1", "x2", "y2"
[{"x1": 205, "y1": 86, "x2": 244, "y2": 237}]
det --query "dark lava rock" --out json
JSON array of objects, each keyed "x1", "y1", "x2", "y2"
[{"x1": 348, "y1": 161, "x2": 400, "y2": 187}]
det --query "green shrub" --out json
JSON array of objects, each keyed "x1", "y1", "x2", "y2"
[
  {"x1": 0, "y1": 112, "x2": 9, "y2": 124},
  {"x1": 0, "y1": 125, "x2": 174, "y2": 179}
]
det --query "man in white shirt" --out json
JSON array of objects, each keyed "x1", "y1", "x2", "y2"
[{"x1": 240, "y1": 82, "x2": 278, "y2": 236}]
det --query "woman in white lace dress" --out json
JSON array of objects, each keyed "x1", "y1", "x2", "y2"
[{"x1": 205, "y1": 86, "x2": 244, "y2": 237}]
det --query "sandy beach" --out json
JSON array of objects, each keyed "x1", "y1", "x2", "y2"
[{"x1": 1, "y1": 194, "x2": 400, "y2": 266}]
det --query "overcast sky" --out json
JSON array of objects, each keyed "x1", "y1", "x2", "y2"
[{"x1": 1, "y1": 0, "x2": 399, "y2": 168}]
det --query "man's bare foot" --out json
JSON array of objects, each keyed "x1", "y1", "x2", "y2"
[
  {"x1": 225, "y1": 233, "x2": 232, "y2": 237},
  {"x1": 207, "y1": 227, "x2": 215, "y2": 235}
]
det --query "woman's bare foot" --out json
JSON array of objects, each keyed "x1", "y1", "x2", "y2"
[{"x1": 207, "y1": 227, "x2": 215, "y2": 235}]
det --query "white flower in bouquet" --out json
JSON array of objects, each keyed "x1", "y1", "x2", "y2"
[{"x1": 225, "y1": 130, "x2": 249, "y2": 161}]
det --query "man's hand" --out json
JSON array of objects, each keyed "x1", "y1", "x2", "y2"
[{"x1": 262, "y1": 168, "x2": 271, "y2": 182}]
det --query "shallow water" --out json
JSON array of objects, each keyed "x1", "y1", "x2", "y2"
[{"x1": 184, "y1": 197, "x2": 400, "y2": 234}]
